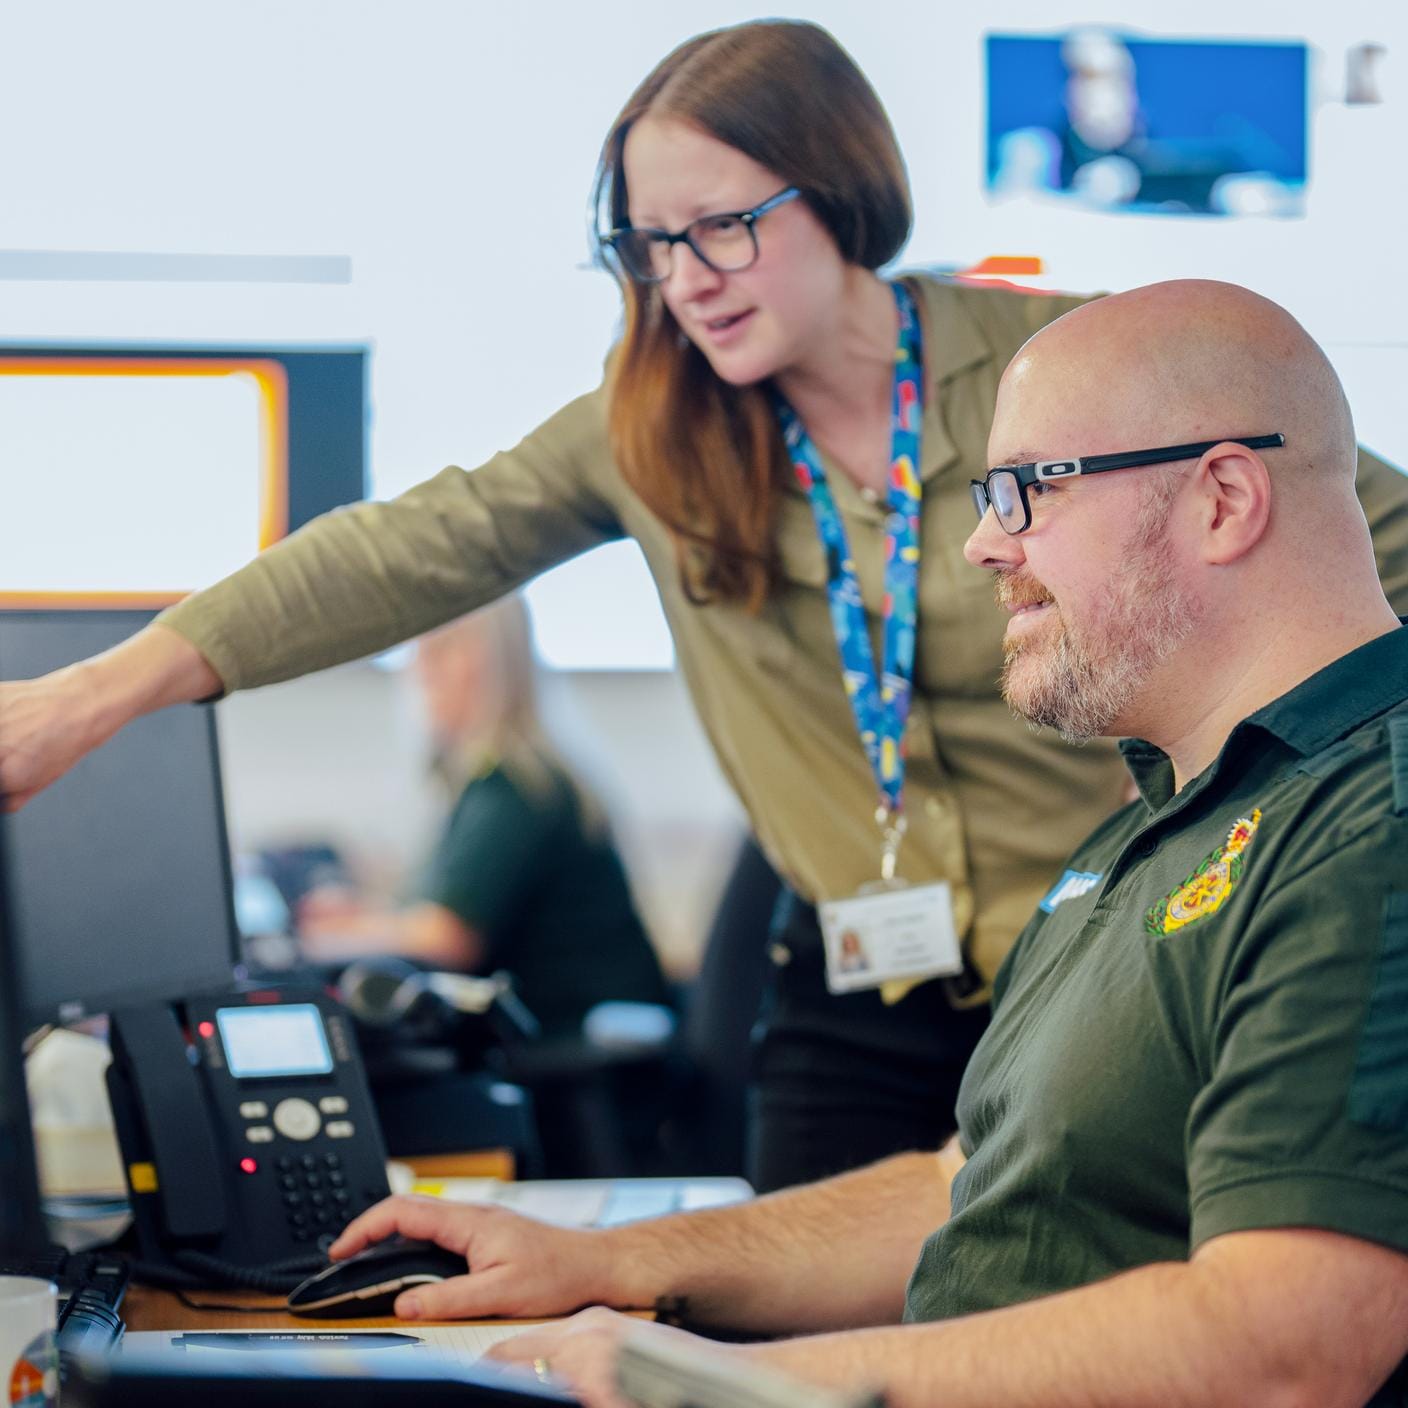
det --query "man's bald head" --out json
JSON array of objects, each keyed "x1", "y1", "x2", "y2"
[
  {"x1": 970, "y1": 279, "x2": 1397, "y2": 773},
  {"x1": 993, "y1": 279, "x2": 1356, "y2": 510}
]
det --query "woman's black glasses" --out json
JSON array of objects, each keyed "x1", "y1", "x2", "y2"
[{"x1": 602, "y1": 187, "x2": 801, "y2": 283}]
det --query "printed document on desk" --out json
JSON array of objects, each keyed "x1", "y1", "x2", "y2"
[{"x1": 405, "y1": 1176, "x2": 753, "y2": 1227}]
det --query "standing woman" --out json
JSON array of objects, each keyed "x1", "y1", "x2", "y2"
[{"x1": 4, "y1": 20, "x2": 1407, "y2": 1192}]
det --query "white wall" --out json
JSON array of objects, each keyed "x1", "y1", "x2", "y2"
[{"x1": 7, "y1": 0, "x2": 1403, "y2": 474}]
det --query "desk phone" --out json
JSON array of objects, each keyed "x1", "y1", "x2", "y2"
[{"x1": 107, "y1": 989, "x2": 390, "y2": 1287}]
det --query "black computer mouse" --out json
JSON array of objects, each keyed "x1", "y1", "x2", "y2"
[{"x1": 287, "y1": 1237, "x2": 469, "y2": 1318}]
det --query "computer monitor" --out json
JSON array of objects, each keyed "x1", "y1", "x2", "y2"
[
  {"x1": 0, "y1": 610, "x2": 240, "y2": 1029},
  {"x1": 0, "y1": 344, "x2": 368, "y2": 609}
]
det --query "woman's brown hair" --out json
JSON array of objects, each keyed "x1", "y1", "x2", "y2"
[{"x1": 594, "y1": 20, "x2": 912, "y2": 611}]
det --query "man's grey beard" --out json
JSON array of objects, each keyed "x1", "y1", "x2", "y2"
[{"x1": 999, "y1": 489, "x2": 1201, "y2": 743}]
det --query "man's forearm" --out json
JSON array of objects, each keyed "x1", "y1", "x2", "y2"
[
  {"x1": 604, "y1": 1148, "x2": 955, "y2": 1335},
  {"x1": 748, "y1": 1233, "x2": 1407, "y2": 1408},
  {"x1": 749, "y1": 1263, "x2": 1250, "y2": 1408}
]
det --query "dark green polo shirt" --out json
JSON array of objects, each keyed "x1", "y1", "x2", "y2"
[
  {"x1": 419, "y1": 763, "x2": 667, "y2": 1037},
  {"x1": 905, "y1": 626, "x2": 1408, "y2": 1405}
]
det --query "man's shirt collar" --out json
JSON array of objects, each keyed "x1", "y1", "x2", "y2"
[
  {"x1": 1119, "y1": 621, "x2": 1408, "y2": 810},
  {"x1": 1243, "y1": 620, "x2": 1408, "y2": 755}
]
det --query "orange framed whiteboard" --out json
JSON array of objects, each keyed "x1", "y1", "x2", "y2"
[{"x1": 0, "y1": 355, "x2": 289, "y2": 609}]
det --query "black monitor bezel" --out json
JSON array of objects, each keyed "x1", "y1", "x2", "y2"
[{"x1": 0, "y1": 608, "x2": 242, "y2": 1030}]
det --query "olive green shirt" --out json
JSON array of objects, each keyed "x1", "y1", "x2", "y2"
[
  {"x1": 157, "y1": 275, "x2": 1408, "y2": 989},
  {"x1": 905, "y1": 626, "x2": 1408, "y2": 1406}
]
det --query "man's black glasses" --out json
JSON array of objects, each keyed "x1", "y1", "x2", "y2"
[
  {"x1": 602, "y1": 187, "x2": 802, "y2": 284},
  {"x1": 970, "y1": 434, "x2": 1286, "y2": 536}
]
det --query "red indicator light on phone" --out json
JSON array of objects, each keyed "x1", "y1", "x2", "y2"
[
  {"x1": 198, "y1": 1021, "x2": 215, "y2": 1039},
  {"x1": 239, "y1": 1157, "x2": 258, "y2": 1175}
]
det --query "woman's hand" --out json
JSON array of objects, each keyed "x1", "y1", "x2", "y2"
[
  {"x1": 328, "y1": 1194, "x2": 626, "y2": 1321},
  {"x1": 0, "y1": 668, "x2": 108, "y2": 812},
  {"x1": 0, "y1": 625, "x2": 221, "y2": 812}
]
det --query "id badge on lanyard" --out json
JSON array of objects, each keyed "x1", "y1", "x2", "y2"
[
  {"x1": 778, "y1": 281, "x2": 963, "y2": 997},
  {"x1": 817, "y1": 810, "x2": 962, "y2": 996}
]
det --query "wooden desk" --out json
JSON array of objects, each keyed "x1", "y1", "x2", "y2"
[
  {"x1": 123, "y1": 1284, "x2": 418, "y2": 1331},
  {"x1": 125, "y1": 1150, "x2": 518, "y2": 1332}
]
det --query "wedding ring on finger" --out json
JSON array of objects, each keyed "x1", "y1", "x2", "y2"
[{"x1": 533, "y1": 1357, "x2": 552, "y2": 1384}]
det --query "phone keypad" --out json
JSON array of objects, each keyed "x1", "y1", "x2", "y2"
[{"x1": 276, "y1": 1152, "x2": 354, "y2": 1241}]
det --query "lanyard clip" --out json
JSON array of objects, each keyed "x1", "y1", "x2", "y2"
[{"x1": 876, "y1": 804, "x2": 907, "y2": 883}]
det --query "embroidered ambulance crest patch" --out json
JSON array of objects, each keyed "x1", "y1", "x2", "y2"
[{"x1": 1144, "y1": 809, "x2": 1263, "y2": 936}]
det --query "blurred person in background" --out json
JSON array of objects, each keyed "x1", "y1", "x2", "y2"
[
  {"x1": 297, "y1": 596, "x2": 669, "y2": 1040},
  {"x1": 4, "y1": 19, "x2": 1408, "y2": 1194}
]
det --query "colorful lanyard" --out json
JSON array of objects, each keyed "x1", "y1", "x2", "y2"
[{"x1": 775, "y1": 281, "x2": 923, "y2": 870}]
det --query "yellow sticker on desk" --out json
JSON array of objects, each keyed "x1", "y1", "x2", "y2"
[{"x1": 128, "y1": 1161, "x2": 159, "y2": 1194}]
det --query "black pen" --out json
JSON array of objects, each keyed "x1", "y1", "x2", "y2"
[{"x1": 171, "y1": 1332, "x2": 423, "y2": 1351}]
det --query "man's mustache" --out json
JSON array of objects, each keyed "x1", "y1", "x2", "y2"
[{"x1": 993, "y1": 571, "x2": 1055, "y2": 612}]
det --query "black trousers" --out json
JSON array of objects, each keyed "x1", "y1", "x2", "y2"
[{"x1": 747, "y1": 889, "x2": 990, "y2": 1194}]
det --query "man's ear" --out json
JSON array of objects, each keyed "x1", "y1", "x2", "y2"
[{"x1": 1194, "y1": 443, "x2": 1272, "y2": 566}]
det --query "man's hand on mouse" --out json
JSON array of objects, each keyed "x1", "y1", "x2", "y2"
[{"x1": 328, "y1": 1194, "x2": 621, "y2": 1321}]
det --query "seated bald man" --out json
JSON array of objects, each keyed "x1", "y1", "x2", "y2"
[{"x1": 330, "y1": 280, "x2": 1408, "y2": 1408}]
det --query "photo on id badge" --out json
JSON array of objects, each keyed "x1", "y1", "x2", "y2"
[
  {"x1": 820, "y1": 881, "x2": 964, "y2": 995},
  {"x1": 837, "y1": 929, "x2": 871, "y2": 974}
]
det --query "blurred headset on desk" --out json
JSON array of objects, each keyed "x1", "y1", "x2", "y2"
[{"x1": 336, "y1": 957, "x2": 541, "y2": 1055}]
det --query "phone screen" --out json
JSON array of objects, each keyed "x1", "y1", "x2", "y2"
[{"x1": 215, "y1": 1003, "x2": 335, "y2": 1079}]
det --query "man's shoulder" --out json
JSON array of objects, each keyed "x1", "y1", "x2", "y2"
[{"x1": 1273, "y1": 701, "x2": 1408, "y2": 867}]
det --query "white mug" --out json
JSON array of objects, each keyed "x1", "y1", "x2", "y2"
[{"x1": 0, "y1": 1277, "x2": 58, "y2": 1408}]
